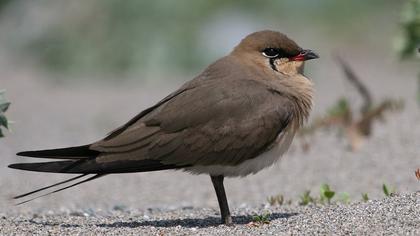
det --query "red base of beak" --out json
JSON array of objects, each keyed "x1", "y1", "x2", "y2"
[{"x1": 290, "y1": 49, "x2": 319, "y2": 61}]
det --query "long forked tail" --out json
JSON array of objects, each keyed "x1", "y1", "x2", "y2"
[
  {"x1": 9, "y1": 145, "x2": 102, "y2": 204},
  {"x1": 9, "y1": 145, "x2": 183, "y2": 204}
]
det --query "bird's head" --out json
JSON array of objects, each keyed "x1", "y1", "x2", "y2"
[{"x1": 231, "y1": 30, "x2": 319, "y2": 76}]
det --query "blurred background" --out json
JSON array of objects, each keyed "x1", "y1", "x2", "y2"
[{"x1": 0, "y1": 0, "x2": 419, "y2": 212}]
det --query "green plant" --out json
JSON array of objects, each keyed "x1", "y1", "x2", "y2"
[
  {"x1": 338, "y1": 192, "x2": 350, "y2": 204},
  {"x1": 0, "y1": 90, "x2": 10, "y2": 138},
  {"x1": 382, "y1": 184, "x2": 395, "y2": 197},
  {"x1": 299, "y1": 190, "x2": 315, "y2": 206},
  {"x1": 267, "y1": 194, "x2": 284, "y2": 206},
  {"x1": 252, "y1": 212, "x2": 270, "y2": 225},
  {"x1": 361, "y1": 193, "x2": 369, "y2": 202},
  {"x1": 319, "y1": 184, "x2": 335, "y2": 204},
  {"x1": 397, "y1": 0, "x2": 420, "y2": 59},
  {"x1": 396, "y1": 0, "x2": 420, "y2": 105},
  {"x1": 327, "y1": 98, "x2": 350, "y2": 118}
]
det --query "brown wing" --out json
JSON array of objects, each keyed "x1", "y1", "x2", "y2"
[{"x1": 91, "y1": 77, "x2": 293, "y2": 167}]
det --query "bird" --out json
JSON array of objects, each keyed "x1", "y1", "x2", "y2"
[{"x1": 9, "y1": 30, "x2": 319, "y2": 225}]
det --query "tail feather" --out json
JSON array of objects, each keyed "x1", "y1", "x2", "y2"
[
  {"x1": 13, "y1": 174, "x2": 88, "y2": 199},
  {"x1": 9, "y1": 160, "x2": 81, "y2": 173},
  {"x1": 9, "y1": 159, "x2": 183, "y2": 174},
  {"x1": 16, "y1": 145, "x2": 98, "y2": 159},
  {"x1": 16, "y1": 174, "x2": 105, "y2": 205},
  {"x1": 11, "y1": 145, "x2": 187, "y2": 204}
]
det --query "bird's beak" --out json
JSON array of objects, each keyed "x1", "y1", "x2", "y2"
[{"x1": 290, "y1": 49, "x2": 319, "y2": 61}]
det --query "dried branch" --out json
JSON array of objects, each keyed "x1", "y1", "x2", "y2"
[
  {"x1": 298, "y1": 57, "x2": 403, "y2": 151},
  {"x1": 335, "y1": 55, "x2": 372, "y2": 114}
]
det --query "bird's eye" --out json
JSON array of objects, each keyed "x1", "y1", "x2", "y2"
[{"x1": 262, "y1": 48, "x2": 280, "y2": 58}]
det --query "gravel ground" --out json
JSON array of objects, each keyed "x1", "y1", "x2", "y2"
[{"x1": 1, "y1": 192, "x2": 419, "y2": 235}]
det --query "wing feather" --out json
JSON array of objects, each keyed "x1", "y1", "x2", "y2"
[{"x1": 88, "y1": 77, "x2": 293, "y2": 167}]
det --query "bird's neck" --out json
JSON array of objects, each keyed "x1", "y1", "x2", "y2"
[
  {"x1": 266, "y1": 72, "x2": 314, "y2": 128},
  {"x1": 271, "y1": 61, "x2": 314, "y2": 127},
  {"x1": 283, "y1": 75, "x2": 314, "y2": 127}
]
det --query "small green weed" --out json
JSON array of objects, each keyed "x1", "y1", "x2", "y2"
[
  {"x1": 382, "y1": 184, "x2": 395, "y2": 197},
  {"x1": 251, "y1": 212, "x2": 270, "y2": 225},
  {"x1": 299, "y1": 190, "x2": 315, "y2": 206},
  {"x1": 319, "y1": 184, "x2": 335, "y2": 204},
  {"x1": 361, "y1": 193, "x2": 369, "y2": 202}
]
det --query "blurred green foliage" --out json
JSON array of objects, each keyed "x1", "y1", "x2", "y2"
[
  {"x1": 396, "y1": 0, "x2": 420, "y2": 59},
  {"x1": 338, "y1": 192, "x2": 350, "y2": 204},
  {"x1": 396, "y1": 0, "x2": 420, "y2": 104},
  {"x1": 0, "y1": 0, "x2": 401, "y2": 79},
  {"x1": 327, "y1": 98, "x2": 350, "y2": 118},
  {"x1": 0, "y1": 0, "x2": 12, "y2": 11},
  {"x1": 0, "y1": 90, "x2": 10, "y2": 138}
]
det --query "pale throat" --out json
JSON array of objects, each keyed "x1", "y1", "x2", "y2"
[{"x1": 275, "y1": 60, "x2": 305, "y2": 76}]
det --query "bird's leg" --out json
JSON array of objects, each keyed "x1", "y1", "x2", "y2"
[{"x1": 210, "y1": 175, "x2": 233, "y2": 225}]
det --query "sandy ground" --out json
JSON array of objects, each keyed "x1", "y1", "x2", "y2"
[{"x1": 0, "y1": 55, "x2": 419, "y2": 234}]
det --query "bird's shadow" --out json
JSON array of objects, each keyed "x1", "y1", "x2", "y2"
[
  {"x1": 96, "y1": 212, "x2": 298, "y2": 228},
  {"x1": 26, "y1": 212, "x2": 298, "y2": 229}
]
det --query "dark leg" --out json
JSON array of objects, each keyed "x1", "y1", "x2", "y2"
[{"x1": 210, "y1": 175, "x2": 233, "y2": 225}]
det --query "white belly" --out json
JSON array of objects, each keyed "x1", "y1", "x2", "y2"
[{"x1": 185, "y1": 126, "x2": 296, "y2": 177}]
